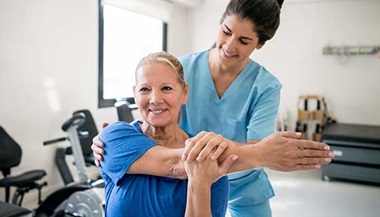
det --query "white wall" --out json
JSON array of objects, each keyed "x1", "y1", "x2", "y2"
[
  {"x1": 0, "y1": 0, "x2": 189, "y2": 205},
  {"x1": 188, "y1": 0, "x2": 230, "y2": 52},
  {"x1": 189, "y1": 0, "x2": 380, "y2": 129},
  {"x1": 257, "y1": 0, "x2": 380, "y2": 129},
  {"x1": 0, "y1": 0, "x2": 111, "y2": 204}
]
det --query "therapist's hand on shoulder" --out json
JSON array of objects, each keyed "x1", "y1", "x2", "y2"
[
  {"x1": 256, "y1": 131, "x2": 334, "y2": 172},
  {"x1": 92, "y1": 122, "x2": 109, "y2": 167}
]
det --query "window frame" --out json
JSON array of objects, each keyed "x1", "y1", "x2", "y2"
[{"x1": 98, "y1": 1, "x2": 168, "y2": 108}]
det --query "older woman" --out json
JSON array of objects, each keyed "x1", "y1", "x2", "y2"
[{"x1": 100, "y1": 51, "x2": 236, "y2": 217}]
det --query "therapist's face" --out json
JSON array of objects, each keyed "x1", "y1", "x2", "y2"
[
  {"x1": 134, "y1": 62, "x2": 188, "y2": 128},
  {"x1": 215, "y1": 14, "x2": 264, "y2": 67}
]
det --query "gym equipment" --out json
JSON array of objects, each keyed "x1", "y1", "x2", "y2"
[
  {"x1": 295, "y1": 95, "x2": 335, "y2": 141},
  {"x1": 35, "y1": 111, "x2": 104, "y2": 217},
  {"x1": 321, "y1": 123, "x2": 380, "y2": 184},
  {"x1": 1, "y1": 112, "x2": 104, "y2": 217},
  {"x1": 0, "y1": 200, "x2": 32, "y2": 217},
  {"x1": 48, "y1": 109, "x2": 99, "y2": 185},
  {"x1": 114, "y1": 100, "x2": 136, "y2": 123},
  {"x1": 0, "y1": 126, "x2": 47, "y2": 206},
  {"x1": 73, "y1": 110, "x2": 98, "y2": 165}
]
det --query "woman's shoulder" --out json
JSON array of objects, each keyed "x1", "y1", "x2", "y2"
[
  {"x1": 103, "y1": 121, "x2": 133, "y2": 131},
  {"x1": 101, "y1": 121, "x2": 142, "y2": 140}
]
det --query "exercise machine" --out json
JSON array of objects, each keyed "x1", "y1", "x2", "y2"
[
  {"x1": 114, "y1": 100, "x2": 137, "y2": 123},
  {"x1": 0, "y1": 126, "x2": 47, "y2": 217},
  {"x1": 1, "y1": 112, "x2": 104, "y2": 217},
  {"x1": 46, "y1": 110, "x2": 99, "y2": 185},
  {"x1": 35, "y1": 112, "x2": 104, "y2": 217}
]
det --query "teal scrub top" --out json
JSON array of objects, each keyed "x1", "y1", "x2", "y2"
[{"x1": 179, "y1": 50, "x2": 282, "y2": 206}]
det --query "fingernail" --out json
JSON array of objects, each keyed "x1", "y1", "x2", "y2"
[
  {"x1": 324, "y1": 145, "x2": 330, "y2": 150},
  {"x1": 211, "y1": 155, "x2": 216, "y2": 160},
  {"x1": 295, "y1": 132, "x2": 302, "y2": 137},
  {"x1": 325, "y1": 158, "x2": 331, "y2": 163},
  {"x1": 232, "y1": 155, "x2": 239, "y2": 161},
  {"x1": 196, "y1": 156, "x2": 202, "y2": 161},
  {"x1": 329, "y1": 152, "x2": 335, "y2": 158}
]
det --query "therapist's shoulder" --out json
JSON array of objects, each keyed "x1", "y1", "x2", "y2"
[
  {"x1": 252, "y1": 61, "x2": 282, "y2": 89},
  {"x1": 178, "y1": 50, "x2": 207, "y2": 63}
]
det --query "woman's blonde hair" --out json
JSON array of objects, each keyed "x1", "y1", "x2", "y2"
[{"x1": 135, "y1": 51, "x2": 186, "y2": 88}]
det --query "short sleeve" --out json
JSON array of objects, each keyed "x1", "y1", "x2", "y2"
[
  {"x1": 100, "y1": 121, "x2": 158, "y2": 185},
  {"x1": 247, "y1": 81, "x2": 281, "y2": 140}
]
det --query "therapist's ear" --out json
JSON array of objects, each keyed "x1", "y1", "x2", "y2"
[{"x1": 256, "y1": 42, "x2": 265, "y2": 50}]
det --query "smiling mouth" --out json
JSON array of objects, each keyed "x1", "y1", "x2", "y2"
[
  {"x1": 149, "y1": 109, "x2": 167, "y2": 114},
  {"x1": 222, "y1": 48, "x2": 237, "y2": 59}
]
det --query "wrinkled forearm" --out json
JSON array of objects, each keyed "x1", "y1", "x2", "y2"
[
  {"x1": 185, "y1": 179, "x2": 212, "y2": 217},
  {"x1": 126, "y1": 147, "x2": 189, "y2": 179},
  {"x1": 218, "y1": 142, "x2": 263, "y2": 173}
]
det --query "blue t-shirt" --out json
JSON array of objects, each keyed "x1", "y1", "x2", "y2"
[
  {"x1": 100, "y1": 121, "x2": 229, "y2": 217},
  {"x1": 179, "y1": 50, "x2": 282, "y2": 206}
]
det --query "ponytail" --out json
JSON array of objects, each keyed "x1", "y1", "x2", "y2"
[{"x1": 277, "y1": 0, "x2": 284, "y2": 9}]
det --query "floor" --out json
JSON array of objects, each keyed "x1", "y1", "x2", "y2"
[
  {"x1": 266, "y1": 168, "x2": 380, "y2": 217},
  {"x1": 14, "y1": 168, "x2": 380, "y2": 217}
]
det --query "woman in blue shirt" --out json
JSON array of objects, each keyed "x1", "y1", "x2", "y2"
[{"x1": 100, "y1": 51, "x2": 237, "y2": 217}]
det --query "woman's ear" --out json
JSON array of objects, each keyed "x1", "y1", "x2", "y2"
[{"x1": 182, "y1": 84, "x2": 189, "y2": 105}]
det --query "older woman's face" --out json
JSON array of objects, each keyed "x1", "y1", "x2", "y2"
[{"x1": 133, "y1": 62, "x2": 188, "y2": 128}]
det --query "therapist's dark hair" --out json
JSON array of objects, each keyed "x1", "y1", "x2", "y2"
[{"x1": 220, "y1": 0, "x2": 284, "y2": 45}]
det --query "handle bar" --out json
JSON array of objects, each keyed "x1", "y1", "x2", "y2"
[
  {"x1": 44, "y1": 112, "x2": 86, "y2": 146},
  {"x1": 43, "y1": 137, "x2": 67, "y2": 146},
  {"x1": 61, "y1": 113, "x2": 86, "y2": 132}
]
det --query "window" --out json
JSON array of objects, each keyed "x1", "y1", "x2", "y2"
[{"x1": 98, "y1": 2, "x2": 167, "y2": 108}]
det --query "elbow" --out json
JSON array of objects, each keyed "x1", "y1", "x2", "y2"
[
  {"x1": 168, "y1": 157, "x2": 187, "y2": 179},
  {"x1": 171, "y1": 167, "x2": 187, "y2": 180}
]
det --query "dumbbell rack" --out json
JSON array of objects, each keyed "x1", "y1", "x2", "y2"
[{"x1": 295, "y1": 95, "x2": 327, "y2": 141}]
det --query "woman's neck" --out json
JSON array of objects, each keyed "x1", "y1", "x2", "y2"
[
  {"x1": 208, "y1": 49, "x2": 250, "y2": 98},
  {"x1": 140, "y1": 122, "x2": 188, "y2": 149}
]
